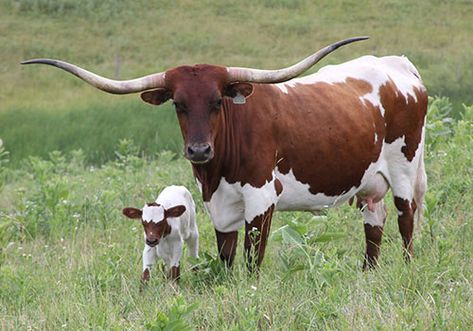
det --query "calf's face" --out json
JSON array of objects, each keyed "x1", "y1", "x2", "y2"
[{"x1": 122, "y1": 203, "x2": 186, "y2": 247}]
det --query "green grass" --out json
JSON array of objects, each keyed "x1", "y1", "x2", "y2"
[
  {"x1": 1, "y1": 0, "x2": 473, "y2": 163},
  {"x1": 0, "y1": 98, "x2": 472, "y2": 329},
  {"x1": 0, "y1": 101, "x2": 182, "y2": 164}
]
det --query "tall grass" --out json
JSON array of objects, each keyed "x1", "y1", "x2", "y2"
[{"x1": 0, "y1": 97, "x2": 472, "y2": 329}]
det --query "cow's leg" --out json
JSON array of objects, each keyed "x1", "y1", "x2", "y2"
[
  {"x1": 361, "y1": 200, "x2": 388, "y2": 270},
  {"x1": 215, "y1": 230, "x2": 238, "y2": 267},
  {"x1": 394, "y1": 196, "x2": 417, "y2": 260},
  {"x1": 244, "y1": 205, "x2": 275, "y2": 273}
]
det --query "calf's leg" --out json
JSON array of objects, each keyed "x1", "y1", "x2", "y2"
[{"x1": 142, "y1": 245, "x2": 157, "y2": 281}]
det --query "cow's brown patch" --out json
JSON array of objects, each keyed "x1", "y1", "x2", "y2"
[
  {"x1": 381, "y1": 79, "x2": 427, "y2": 161},
  {"x1": 274, "y1": 178, "x2": 283, "y2": 196},
  {"x1": 275, "y1": 78, "x2": 385, "y2": 196}
]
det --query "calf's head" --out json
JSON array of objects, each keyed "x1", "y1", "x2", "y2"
[
  {"x1": 122, "y1": 203, "x2": 186, "y2": 247},
  {"x1": 21, "y1": 37, "x2": 367, "y2": 164}
]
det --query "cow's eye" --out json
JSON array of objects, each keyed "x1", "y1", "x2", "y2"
[{"x1": 212, "y1": 98, "x2": 222, "y2": 111}]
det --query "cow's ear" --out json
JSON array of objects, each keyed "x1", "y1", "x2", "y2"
[
  {"x1": 141, "y1": 88, "x2": 172, "y2": 105},
  {"x1": 165, "y1": 205, "x2": 186, "y2": 219},
  {"x1": 224, "y1": 83, "x2": 254, "y2": 99},
  {"x1": 122, "y1": 207, "x2": 143, "y2": 219}
]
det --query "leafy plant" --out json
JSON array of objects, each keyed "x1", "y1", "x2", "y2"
[{"x1": 145, "y1": 297, "x2": 198, "y2": 331}]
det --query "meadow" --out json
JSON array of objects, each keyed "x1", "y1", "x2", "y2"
[
  {"x1": 0, "y1": 98, "x2": 472, "y2": 329},
  {"x1": 1, "y1": 0, "x2": 473, "y2": 329}
]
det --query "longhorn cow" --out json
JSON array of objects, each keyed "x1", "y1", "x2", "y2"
[{"x1": 22, "y1": 37, "x2": 427, "y2": 271}]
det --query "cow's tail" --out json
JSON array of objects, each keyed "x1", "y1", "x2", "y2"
[{"x1": 413, "y1": 140, "x2": 427, "y2": 234}]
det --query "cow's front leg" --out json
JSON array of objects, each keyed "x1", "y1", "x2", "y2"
[
  {"x1": 215, "y1": 230, "x2": 238, "y2": 268},
  {"x1": 244, "y1": 204, "x2": 275, "y2": 273},
  {"x1": 142, "y1": 244, "x2": 158, "y2": 282}
]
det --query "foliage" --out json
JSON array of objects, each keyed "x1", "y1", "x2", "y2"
[{"x1": 145, "y1": 297, "x2": 198, "y2": 331}]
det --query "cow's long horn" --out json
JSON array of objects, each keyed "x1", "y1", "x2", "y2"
[
  {"x1": 20, "y1": 59, "x2": 165, "y2": 94},
  {"x1": 227, "y1": 36, "x2": 369, "y2": 83}
]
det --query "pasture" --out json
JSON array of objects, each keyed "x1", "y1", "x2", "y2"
[
  {"x1": 1, "y1": 0, "x2": 473, "y2": 329},
  {"x1": 1, "y1": 99, "x2": 472, "y2": 329}
]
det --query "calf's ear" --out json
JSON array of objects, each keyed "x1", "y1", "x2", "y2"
[
  {"x1": 122, "y1": 207, "x2": 143, "y2": 219},
  {"x1": 165, "y1": 205, "x2": 186, "y2": 219},
  {"x1": 141, "y1": 88, "x2": 172, "y2": 105}
]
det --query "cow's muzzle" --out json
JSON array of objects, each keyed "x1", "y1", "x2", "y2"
[{"x1": 186, "y1": 143, "x2": 213, "y2": 163}]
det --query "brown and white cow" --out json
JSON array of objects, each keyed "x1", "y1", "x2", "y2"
[{"x1": 22, "y1": 37, "x2": 427, "y2": 271}]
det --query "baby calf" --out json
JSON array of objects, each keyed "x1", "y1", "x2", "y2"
[{"x1": 122, "y1": 186, "x2": 199, "y2": 282}]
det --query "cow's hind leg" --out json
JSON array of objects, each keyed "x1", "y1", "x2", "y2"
[
  {"x1": 244, "y1": 205, "x2": 275, "y2": 273},
  {"x1": 362, "y1": 200, "x2": 388, "y2": 270},
  {"x1": 394, "y1": 196, "x2": 416, "y2": 260},
  {"x1": 357, "y1": 173, "x2": 389, "y2": 270}
]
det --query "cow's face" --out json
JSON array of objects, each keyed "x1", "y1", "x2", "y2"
[
  {"x1": 140, "y1": 65, "x2": 253, "y2": 164},
  {"x1": 122, "y1": 203, "x2": 186, "y2": 247}
]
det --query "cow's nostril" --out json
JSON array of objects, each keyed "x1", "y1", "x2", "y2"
[
  {"x1": 187, "y1": 146, "x2": 194, "y2": 155},
  {"x1": 203, "y1": 144, "x2": 211, "y2": 155}
]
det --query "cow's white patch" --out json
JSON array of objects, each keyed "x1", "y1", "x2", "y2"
[
  {"x1": 275, "y1": 55, "x2": 422, "y2": 117},
  {"x1": 241, "y1": 179, "x2": 279, "y2": 221},
  {"x1": 382, "y1": 135, "x2": 422, "y2": 202},
  {"x1": 275, "y1": 160, "x2": 383, "y2": 212},
  {"x1": 204, "y1": 177, "x2": 279, "y2": 232},
  {"x1": 204, "y1": 178, "x2": 244, "y2": 233}
]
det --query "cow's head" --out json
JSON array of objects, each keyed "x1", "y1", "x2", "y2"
[
  {"x1": 140, "y1": 65, "x2": 254, "y2": 163},
  {"x1": 21, "y1": 37, "x2": 367, "y2": 164},
  {"x1": 122, "y1": 203, "x2": 186, "y2": 247}
]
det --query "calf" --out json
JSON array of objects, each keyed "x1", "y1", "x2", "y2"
[{"x1": 122, "y1": 186, "x2": 199, "y2": 282}]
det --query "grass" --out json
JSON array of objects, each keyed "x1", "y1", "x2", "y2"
[
  {"x1": 1, "y1": 0, "x2": 473, "y2": 163},
  {"x1": 0, "y1": 98, "x2": 472, "y2": 329}
]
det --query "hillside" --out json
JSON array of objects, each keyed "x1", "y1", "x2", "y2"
[{"x1": 1, "y1": 0, "x2": 472, "y2": 163}]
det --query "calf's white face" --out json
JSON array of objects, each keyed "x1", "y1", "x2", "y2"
[{"x1": 122, "y1": 203, "x2": 186, "y2": 247}]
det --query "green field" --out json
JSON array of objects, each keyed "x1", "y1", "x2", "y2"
[
  {"x1": 1, "y1": 0, "x2": 473, "y2": 163},
  {"x1": 1, "y1": 98, "x2": 472, "y2": 329},
  {"x1": 1, "y1": 0, "x2": 473, "y2": 329}
]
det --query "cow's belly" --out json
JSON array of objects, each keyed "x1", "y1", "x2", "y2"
[{"x1": 275, "y1": 159, "x2": 384, "y2": 211}]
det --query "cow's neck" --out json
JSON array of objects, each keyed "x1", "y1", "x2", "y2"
[{"x1": 192, "y1": 97, "x2": 243, "y2": 201}]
